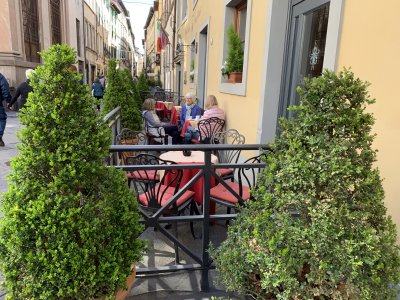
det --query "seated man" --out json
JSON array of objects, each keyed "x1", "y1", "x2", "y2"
[
  {"x1": 183, "y1": 95, "x2": 225, "y2": 144},
  {"x1": 142, "y1": 98, "x2": 180, "y2": 144},
  {"x1": 180, "y1": 92, "x2": 203, "y2": 128}
]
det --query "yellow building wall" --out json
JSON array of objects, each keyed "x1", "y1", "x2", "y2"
[
  {"x1": 337, "y1": 0, "x2": 400, "y2": 239},
  {"x1": 177, "y1": 0, "x2": 400, "y2": 239},
  {"x1": 177, "y1": 0, "x2": 268, "y2": 144}
]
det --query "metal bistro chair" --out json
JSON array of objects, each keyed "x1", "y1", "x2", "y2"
[
  {"x1": 191, "y1": 117, "x2": 225, "y2": 144},
  {"x1": 142, "y1": 113, "x2": 166, "y2": 145},
  {"x1": 128, "y1": 153, "x2": 197, "y2": 263},
  {"x1": 211, "y1": 129, "x2": 245, "y2": 182},
  {"x1": 116, "y1": 128, "x2": 150, "y2": 188},
  {"x1": 116, "y1": 128, "x2": 147, "y2": 164},
  {"x1": 210, "y1": 152, "x2": 269, "y2": 215}
]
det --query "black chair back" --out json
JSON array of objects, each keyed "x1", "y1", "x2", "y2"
[
  {"x1": 197, "y1": 117, "x2": 225, "y2": 144},
  {"x1": 212, "y1": 129, "x2": 245, "y2": 164},
  {"x1": 116, "y1": 128, "x2": 146, "y2": 164},
  {"x1": 142, "y1": 112, "x2": 165, "y2": 145},
  {"x1": 236, "y1": 153, "x2": 268, "y2": 201},
  {"x1": 129, "y1": 154, "x2": 183, "y2": 214}
]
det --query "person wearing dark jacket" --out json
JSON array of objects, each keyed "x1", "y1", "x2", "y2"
[
  {"x1": 8, "y1": 69, "x2": 34, "y2": 110},
  {"x1": 0, "y1": 72, "x2": 11, "y2": 146},
  {"x1": 92, "y1": 77, "x2": 104, "y2": 111}
]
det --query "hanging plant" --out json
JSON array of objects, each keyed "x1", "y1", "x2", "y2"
[{"x1": 190, "y1": 59, "x2": 195, "y2": 83}]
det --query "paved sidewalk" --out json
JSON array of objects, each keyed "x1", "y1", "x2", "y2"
[
  {"x1": 0, "y1": 111, "x2": 21, "y2": 195},
  {"x1": 128, "y1": 222, "x2": 243, "y2": 300}
]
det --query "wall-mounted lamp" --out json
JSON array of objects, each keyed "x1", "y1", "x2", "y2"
[{"x1": 176, "y1": 42, "x2": 197, "y2": 54}]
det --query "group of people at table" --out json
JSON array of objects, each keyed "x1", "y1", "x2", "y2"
[{"x1": 141, "y1": 93, "x2": 225, "y2": 144}]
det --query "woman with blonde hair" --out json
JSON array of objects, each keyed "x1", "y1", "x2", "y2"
[
  {"x1": 183, "y1": 94, "x2": 225, "y2": 143},
  {"x1": 142, "y1": 98, "x2": 180, "y2": 144}
]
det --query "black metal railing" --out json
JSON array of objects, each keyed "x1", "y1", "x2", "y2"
[
  {"x1": 142, "y1": 90, "x2": 184, "y2": 105},
  {"x1": 109, "y1": 143, "x2": 271, "y2": 291},
  {"x1": 103, "y1": 106, "x2": 121, "y2": 164}
]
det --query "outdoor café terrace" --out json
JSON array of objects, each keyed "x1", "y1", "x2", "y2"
[{"x1": 105, "y1": 106, "x2": 270, "y2": 298}]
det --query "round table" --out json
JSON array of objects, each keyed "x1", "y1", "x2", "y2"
[
  {"x1": 160, "y1": 150, "x2": 217, "y2": 164},
  {"x1": 159, "y1": 151, "x2": 218, "y2": 213}
]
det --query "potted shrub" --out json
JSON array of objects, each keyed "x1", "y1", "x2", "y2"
[
  {"x1": 211, "y1": 69, "x2": 400, "y2": 299},
  {"x1": 225, "y1": 24, "x2": 244, "y2": 83},
  {"x1": 103, "y1": 59, "x2": 142, "y2": 130},
  {"x1": 0, "y1": 44, "x2": 145, "y2": 299}
]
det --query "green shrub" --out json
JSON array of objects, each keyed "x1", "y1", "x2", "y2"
[
  {"x1": 121, "y1": 68, "x2": 142, "y2": 130},
  {"x1": 225, "y1": 24, "x2": 244, "y2": 75},
  {"x1": 102, "y1": 60, "x2": 142, "y2": 130},
  {"x1": 211, "y1": 69, "x2": 400, "y2": 299},
  {"x1": 0, "y1": 44, "x2": 145, "y2": 299},
  {"x1": 136, "y1": 73, "x2": 149, "y2": 102}
]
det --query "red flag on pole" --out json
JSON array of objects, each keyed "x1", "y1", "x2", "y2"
[
  {"x1": 156, "y1": 22, "x2": 162, "y2": 52},
  {"x1": 161, "y1": 28, "x2": 170, "y2": 49}
]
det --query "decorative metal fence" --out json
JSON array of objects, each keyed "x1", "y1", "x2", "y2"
[{"x1": 109, "y1": 143, "x2": 271, "y2": 291}]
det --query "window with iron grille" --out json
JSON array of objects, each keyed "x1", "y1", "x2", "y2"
[
  {"x1": 22, "y1": 0, "x2": 40, "y2": 63},
  {"x1": 50, "y1": 0, "x2": 61, "y2": 45}
]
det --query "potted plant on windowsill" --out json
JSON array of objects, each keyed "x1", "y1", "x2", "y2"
[
  {"x1": 224, "y1": 24, "x2": 244, "y2": 83},
  {"x1": 0, "y1": 44, "x2": 146, "y2": 299}
]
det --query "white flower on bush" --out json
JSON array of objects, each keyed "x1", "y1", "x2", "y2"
[
  {"x1": 190, "y1": 70, "x2": 195, "y2": 82},
  {"x1": 221, "y1": 61, "x2": 228, "y2": 77}
]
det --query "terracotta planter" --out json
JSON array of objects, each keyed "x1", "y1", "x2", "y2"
[
  {"x1": 96, "y1": 265, "x2": 136, "y2": 300},
  {"x1": 228, "y1": 72, "x2": 243, "y2": 83}
]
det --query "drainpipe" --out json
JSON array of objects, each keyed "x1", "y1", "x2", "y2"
[
  {"x1": 172, "y1": 0, "x2": 176, "y2": 94},
  {"x1": 82, "y1": 0, "x2": 87, "y2": 83}
]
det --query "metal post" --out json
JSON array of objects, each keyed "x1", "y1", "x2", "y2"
[{"x1": 200, "y1": 150, "x2": 211, "y2": 292}]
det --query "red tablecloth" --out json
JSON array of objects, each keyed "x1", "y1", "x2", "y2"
[
  {"x1": 180, "y1": 120, "x2": 191, "y2": 137},
  {"x1": 160, "y1": 151, "x2": 218, "y2": 214},
  {"x1": 156, "y1": 101, "x2": 172, "y2": 120},
  {"x1": 180, "y1": 120, "x2": 200, "y2": 138},
  {"x1": 170, "y1": 106, "x2": 179, "y2": 125}
]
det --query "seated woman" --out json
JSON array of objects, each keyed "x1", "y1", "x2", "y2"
[
  {"x1": 183, "y1": 95, "x2": 225, "y2": 144},
  {"x1": 142, "y1": 98, "x2": 180, "y2": 144},
  {"x1": 180, "y1": 92, "x2": 203, "y2": 128}
]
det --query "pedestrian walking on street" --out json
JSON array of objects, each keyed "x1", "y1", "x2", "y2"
[
  {"x1": 8, "y1": 69, "x2": 34, "y2": 111},
  {"x1": 0, "y1": 72, "x2": 12, "y2": 146},
  {"x1": 92, "y1": 77, "x2": 104, "y2": 111}
]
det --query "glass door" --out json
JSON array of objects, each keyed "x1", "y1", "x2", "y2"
[{"x1": 279, "y1": 0, "x2": 330, "y2": 119}]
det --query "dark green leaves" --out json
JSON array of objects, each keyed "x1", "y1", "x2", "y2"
[
  {"x1": 211, "y1": 69, "x2": 400, "y2": 299},
  {"x1": 0, "y1": 44, "x2": 145, "y2": 299}
]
